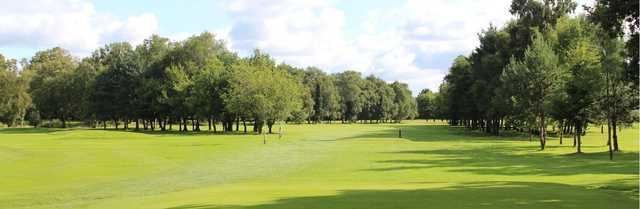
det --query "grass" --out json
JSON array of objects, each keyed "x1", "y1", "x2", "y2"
[{"x1": 0, "y1": 120, "x2": 637, "y2": 209}]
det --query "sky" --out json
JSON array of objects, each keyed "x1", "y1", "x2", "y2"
[{"x1": 0, "y1": 0, "x2": 594, "y2": 95}]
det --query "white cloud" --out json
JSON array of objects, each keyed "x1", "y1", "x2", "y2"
[
  {"x1": 225, "y1": 0, "x2": 355, "y2": 71},
  {"x1": 218, "y1": 0, "x2": 594, "y2": 95},
  {"x1": 219, "y1": 0, "x2": 512, "y2": 95},
  {"x1": 0, "y1": 0, "x2": 158, "y2": 56}
]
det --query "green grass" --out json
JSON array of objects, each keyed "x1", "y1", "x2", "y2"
[{"x1": 0, "y1": 121, "x2": 637, "y2": 209}]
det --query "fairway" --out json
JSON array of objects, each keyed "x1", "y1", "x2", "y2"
[{"x1": 0, "y1": 121, "x2": 637, "y2": 209}]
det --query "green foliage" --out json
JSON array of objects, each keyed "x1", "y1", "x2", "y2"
[
  {"x1": 442, "y1": 55, "x2": 473, "y2": 124},
  {"x1": 415, "y1": 89, "x2": 435, "y2": 120},
  {"x1": 225, "y1": 54, "x2": 302, "y2": 133},
  {"x1": 0, "y1": 54, "x2": 30, "y2": 127},
  {"x1": 440, "y1": 0, "x2": 637, "y2": 153},
  {"x1": 587, "y1": 0, "x2": 640, "y2": 108},
  {"x1": 390, "y1": 82, "x2": 416, "y2": 121},
  {"x1": 335, "y1": 71, "x2": 364, "y2": 122},
  {"x1": 25, "y1": 47, "x2": 79, "y2": 127},
  {"x1": 89, "y1": 43, "x2": 139, "y2": 125}
]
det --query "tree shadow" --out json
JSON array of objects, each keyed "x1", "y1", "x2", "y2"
[
  {"x1": 334, "y1": 125, "x2": 531, "y2": 143},
  {"x1": 164, "y1": 181, "x2": 636, "y2": 209},
  {"x1": 0, "y1": 128, "x2": 65, "y2": 134},
  {"x1": 97, "y1": 128, "x2": 275, "y2": 137},
  {"x1": 365, "y1": 147, "x2": 638, "y2": 176}
]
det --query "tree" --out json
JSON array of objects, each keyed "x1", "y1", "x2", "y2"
[
  {"x1": 587, "y1": 0, "x2": 639, "y2": 92},
  {"x1": 161, "y1": 32, "x2": 231, "y2": 132},
  {"x1": 89, "y1": 43, "x2": 138, "y2": 129},
  {"x1": 304, "y1": 67, "x2": 341, "y2": 123},
  {"x1": 588, "y1": 0, "x2": 640, "y2": 152},
  {"x1": 334, "y1": 71, "x2": 363, "y2": 123},
  {"x1": 0, "y1": 54, "x2": 30, "y2": 127},
  {"x1": 281, "y1": 64, "x2": 314, "y2": 123},
  {"x1": 508, "y1": 0, "x2": 577, "y2": 58},
  {"x1": 191, "y1": 56, "x2": 225, "y2": 132},
  {"x1": 69, "y1": 59, "x2": 99, "y2": 124},
  {"x1": 226, "y1": 51, "x2": 302, "y2": 134},
  {"x1": 501, "y1": 31, "x2": 562, "y2": 150},
  {"x1": 443, "y1": 56, "x2": 473, "y2": 126},
  {"x1": 600, "y1": 37, "x2": 634, "y2": 152},
  {"x1": 416, "y1": 89, "x2": 436, "y2": 120},
  {"x1": 26, "y1": 47, "x2": 78, "y2": 127},
  {"x1": 134, "y1": 35, "x2": 172, "y2": 130},
  {"x1": 390, "y1": 82, "x2": 415, "y2": 122},
  {"x1": 564, "y1": 37, "x2": 603, "y2": 153},
  {"x1": 468, "y1": 25, "x2": 511, "y2": 134},
  {"x1": 433, "y1": 84, "x2": 449, "y2": 121}
]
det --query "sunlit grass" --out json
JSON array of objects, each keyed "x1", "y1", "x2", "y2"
[{"x1": 0, "y1": 121, "x2": 637, "y2": 209}]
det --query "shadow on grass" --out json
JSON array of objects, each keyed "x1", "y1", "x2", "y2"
[
  {"x1": 164, "y1": 181, "x2": 636, "y2": 209},
  {"x1": 0, "y1": 128, "x2": 66, "y2": 134},
  {"x1": 94, "y1": 127, "x2": 278, "y2": 137},
  {"x1": 334, "y1": 125, "x2": 531, "y2": 142},
  {"x1": 366, "y1": 147, "x2": 638, "y2": 176}
]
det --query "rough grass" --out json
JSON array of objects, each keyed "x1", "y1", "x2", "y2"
[{"x1": 0, "y1": 121, "x2": 637, "y2": 209}]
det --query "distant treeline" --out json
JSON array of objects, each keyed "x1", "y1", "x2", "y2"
[
  {"x1": 0, "y1": 33, "x2": 417, "y2": 133},
  {"x1": 414, "y1": 0, "x2": 639, "y2": 154}
]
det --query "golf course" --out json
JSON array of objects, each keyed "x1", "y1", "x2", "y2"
[{"x1": 1, "y1": 121, "x2": 637, "y2": 209}]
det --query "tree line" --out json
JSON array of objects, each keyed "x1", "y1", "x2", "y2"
[
  {"x1": 415, "y1": 0, "x2": 638, "y2": 155},
  {"x1": 0, "y1": 33, "x2": 418, "y2": 134}
]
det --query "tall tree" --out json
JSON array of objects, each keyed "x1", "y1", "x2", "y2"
[
  {"x1": 600, "y1": 37, "x2": 634, "y2": 152},
  {"x1": 26, "y1": 47, "x2": 78, "y2": 127},
  {"x1": 89, "y1": 43, "x2": 138, "y2": 129},
  {"x1": 587, "y1": 0, "x2": 639, "y2": 91},
  {"x1": 225, "y1": 56, "x2": 302, "y2": 134},
  {"x1": 416, "y1": 89, "x2": 436, "y2": 120},
  {"x1": 501, "y1": 31, "x2": 562, "y2": 150},
  {"x1": 0, "y1": 54, "x2": 30, "y2": 127},
  {"x1": 443, "y1": 56, "x2": 473, "y2": 126},
  {"x1": 390, "y1": 81, "x2": 415, "y2": 122},
  {"x1": 564, "y1": 37, "x2": 603, "y2": 153},
  {"x1": 280, "y1": 64, "x2": 314, "y2": 123},
  {"x1": 334, "y1": 71, "x2": 364, "y2": 123},
  {"x1": 134, "y1": 35, "x2": 172, "y2": 130}
]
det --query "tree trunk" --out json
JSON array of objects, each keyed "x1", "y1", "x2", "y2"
[
  {"x1": 135, "y1": 119, "x2": 139, "y2": 131},
  {"x1": 213, "y1": 119, "x2": 217, "y2": 133},
  {"x1": 559, "y1": 121, "x2": 563, "y2": 145},
  {"x1": 267, "y1": 120, "x2": 274, "y2": 134},
  {"x1": 243, "y1": 119, "x2": 247, "y2": 133},
  {"x1": 576, "y1": 122, "x2": 582, "y2": 153},
  {"x1": 573, "y1": 127, "x2": 578, "y2": 147},
  {"x1": 539, "y1": 113, "x2": 546, "y2": 150},
  {"x1": 236, "y1": 117, "x2": 240, "y2": 132},
  {"x1": 61, "y1": 118, "x2": 66, "y2": 128},
  {"x1": 161, "y1": 119, "x2": 167, "y2": 131},
  {"x1": 612, "y1": 119, "x2": 619, "y2": 151},
  {"x1": 608, "y1": 119, "x2": 613, "y2": 160}
]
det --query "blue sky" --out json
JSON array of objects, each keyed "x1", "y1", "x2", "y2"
[{"x1": 0, "y1": 0, "x2": 593, "y2": 94}]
